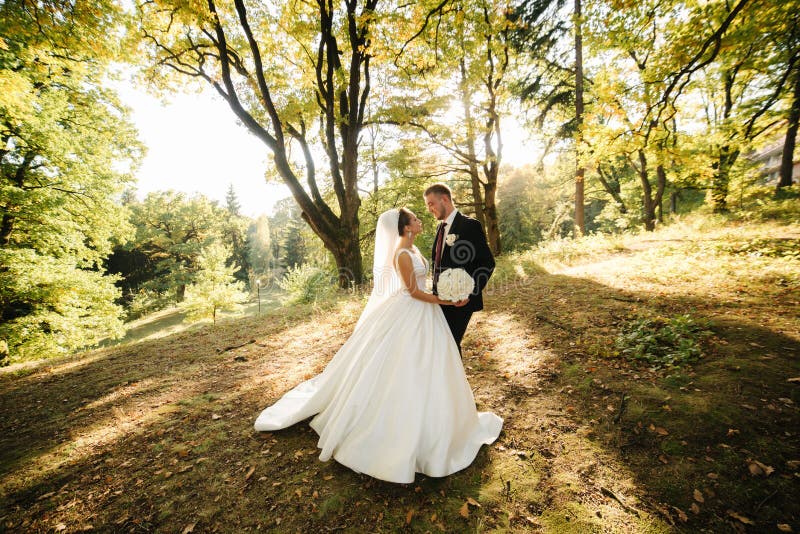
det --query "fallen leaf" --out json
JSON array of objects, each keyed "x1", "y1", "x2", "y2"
[
  {"x1": 707, "y1": 472, "x2": 719, "y2": 479},
  {"x1": 786, "y1": 377, "x2": 800, "y2": 383},
  {"x1": 459, "y1": 502, "x2": 470, "y2": 518},
  {"x1": 466, "y1": 497, "x2": 481, "y2": 507},
  {"x1": 181, "y1": 523, "x2": 196, "y2": 534},
  {"x1": 405, "y1": 509, "x2": 415, "y2": 525},
  {"x1": 430, "y1": 513, "x2": 437, "y2": 522},
  {"x1": 777, "y1": 524, "x2": 792, "y2": 532},
  {"x1": 244, "y1": 466, "x2": 255, "y2": 481},
  {"x1": 658, "y1": 455, "x2": 669, "y2": 465},
  {"x1": 693, "y1": 489, "x2": 704, "y2": 503},
  {"x1": 55, "y1": 524, "x2": 67, "y2": 532},
  {"x1": 323, "y1": 475, "x2": 334, "y2": 481},
  {"x1": 654, "y1": 426, "x2": 669, "y2": 436},
  {"x1": 747, "y1": 459, "x2": 775, "y2": 476},
  {"x1": 786, "y1": 460, "x2": 800, "y2": 470},
  {"x1": 673, "y1": 507, "x2": 688, "y2": 522},
  {"x1": 690, "y1": 503, "x2": 700, "y2": 514},
  {"x1": 727, "y1": 511, "x2": 755, "y2": 525},
  {"x1": 271, "y1": 482, "x2": 282, "y2": 487},
  {"x1": 211, "y1": 414, "x2": 221, "y2": 420}
]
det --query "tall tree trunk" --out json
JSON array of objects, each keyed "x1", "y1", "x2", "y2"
[
  {"x1": 459, "y1": 58, "x2": 487, "y2": 227},
  {"x1": 778, "y1": 69, "x2": 800, "y2": 189},
  {"x1": 597, "y1": 166, "x2": 627, "y2": 214},
  {"x1": 655, "y1": 163, "x2": 667, "y2": 223},
  {"x1": 480, "y1": 19, "x2": 504, "y2": 256},
  {"x1": 637, "y1": 150, "x2": 656, "y2": 231},
  {"x1": 670, "y1": 190, "x2": 679, "y2": 214},
  {"x1": 483, "y1": 176, "x2": 501, "y2": 255},
  {"x1": 711, "y1": 147, "x2": 739, "y2": 212},
  {"x1": 573, "y1": 0, "x2": 585, "y2": 236}
]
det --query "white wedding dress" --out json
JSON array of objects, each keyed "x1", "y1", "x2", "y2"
[{"x1": 254, "y1": 211, "x2": 502, "y2": 484}]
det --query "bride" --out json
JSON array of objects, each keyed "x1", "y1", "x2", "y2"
[{"x1": 254, "y1": 207, "x2": 502, "y2": 484}]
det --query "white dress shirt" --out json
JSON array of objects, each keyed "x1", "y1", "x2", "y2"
[{"x1": 441, "y1": 209, "x2": 458, "y2": 242}]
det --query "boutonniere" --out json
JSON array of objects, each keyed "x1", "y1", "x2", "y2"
[{"x1": 445, "y1": 233, "x2": 458, "y2": 246}]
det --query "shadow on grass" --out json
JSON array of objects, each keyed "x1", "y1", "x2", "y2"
[
  {"x1": 1, "y1": 258, "x2": 798, "y2": 532},
  {"x1": 476, "y1": 266, "x2": 800, "y2": 532}
]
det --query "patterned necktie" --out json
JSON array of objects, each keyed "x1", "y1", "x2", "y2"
[{"x1": 434, "y1": 222, "x2": 446, "y2": 286}]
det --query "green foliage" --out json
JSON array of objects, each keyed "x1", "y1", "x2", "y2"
[
  {"x1": 498, "y1": 163, "x2": 575, "y2": 250},
  {"x1": 0, "y1": 0, "x2": 141, "y2": 363},
  {"x1": 180, "y1": 243, "x2": 246, "y2": 324},
  {"x1": 278, "y1": 264, "x2": 336, "y2": 305},
  {"x1": 124, "y1": 191, "x2": 227, "y2": 305},
  {"x1": 0, "y1": 250, "x2": 126, "y2": 363},
  {"x1": 616, "y1": 315, "x2": 713, "y2": 369}
]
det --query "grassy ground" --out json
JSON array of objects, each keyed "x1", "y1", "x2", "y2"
[{"x1": 1, "y1": 213, "x2": 798, "y2": 533}]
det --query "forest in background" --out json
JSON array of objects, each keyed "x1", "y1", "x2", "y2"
[{"x1": 1, "y1": 0, "x2": 799, "y2": 364}]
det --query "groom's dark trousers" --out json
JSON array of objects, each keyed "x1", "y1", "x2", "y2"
[
  {"x1": 442, "y1": 307, "x2": 472, "y2": 355},
  {"x1": 432, "y1": 211, "x2": 495, "y2": 356}
]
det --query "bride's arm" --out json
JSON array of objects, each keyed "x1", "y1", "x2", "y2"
[{"x1": 397, "y1": 252, "x2": 452, "y2": 305}]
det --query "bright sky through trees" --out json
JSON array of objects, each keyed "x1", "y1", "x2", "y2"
[{"x1": 115, "y1": 76, "x2": 541, "y2": 218}]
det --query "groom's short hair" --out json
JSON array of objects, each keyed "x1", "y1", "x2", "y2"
[{"x1": 424, "y1": 183, "x2": 452, "y2": 200}]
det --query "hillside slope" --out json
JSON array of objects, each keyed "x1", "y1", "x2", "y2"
[{"x1": 1, "y1": 216, "x2": 798, "y2": 533}]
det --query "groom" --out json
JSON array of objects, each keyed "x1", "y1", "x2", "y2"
[{"x1": 425, "y1": 183, "x2": 495, "y2": 354}]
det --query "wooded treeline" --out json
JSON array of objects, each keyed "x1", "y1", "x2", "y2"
[{"x1": 1, "y1": 0, "x2": 798, "y2": 363}]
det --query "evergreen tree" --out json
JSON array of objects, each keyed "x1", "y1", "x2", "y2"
[{"x1": 225, "y1": 183, "x2": 241, "y2": 216}]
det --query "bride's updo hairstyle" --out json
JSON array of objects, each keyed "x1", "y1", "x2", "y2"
[{"x1": 397, "y1": 207, "x2": 413, "y2": 236}]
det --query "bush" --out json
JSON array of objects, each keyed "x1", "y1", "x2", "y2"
[
  {"x1": 615, "y1": 314, "x2": 713, "y2": 369},
  {"x1": 125, "y1": 289, "x2": 173, "y2": 320},
  {"x1": 278, "y1": 264, "x2": 337, "y2": 305}
]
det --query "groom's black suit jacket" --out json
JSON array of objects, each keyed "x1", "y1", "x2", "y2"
[{"x1": 432, "y1": 211, "x2": 495, "y2": 313}]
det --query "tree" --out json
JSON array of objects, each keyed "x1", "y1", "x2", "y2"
[
  {"x1": 510, "y1": 0, "x2": 582, "y2": 233},
  {"x1": 126, "y1": 191, "x2": 226, "y2": 304},
  {"x1": 381, "y1": 0, "x2": 510, "y2": 255},
  {"x1": 573, "y1": 0, "x2": 585, "y2": 235},
  {"x1": 181, "y1": 242, "x2": 246, "y2": 324},
  {"x1": 137, "y1": 0, "x2": 427, "y2": 286},
  {"x1": 581, "y1": 0, "x2": 751, "y2": 228},
  {"x1": 222, "y1": 184, "x2": 251, "y2": 284},
  {"x1": 0, "y1": 0, "x2": 142, "y2": 361}
]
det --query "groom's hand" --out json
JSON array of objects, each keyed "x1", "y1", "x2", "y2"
[{"x1": 453, "y1": 298, "x2": 469, "y2": 307}]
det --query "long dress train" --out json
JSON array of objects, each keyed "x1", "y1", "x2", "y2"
[{"x1": 254, "y1": 247, "x2": 502, "y2": 484}]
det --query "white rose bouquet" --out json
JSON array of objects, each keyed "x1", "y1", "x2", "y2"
[{"x1": 437, "y1": 268, "x2": 474, "y2": 302}]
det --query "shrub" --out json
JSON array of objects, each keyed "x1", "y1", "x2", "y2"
[
  {"x1": 278, "y1": 264, "x2": 337, "y2": 305},
  {"x1": 616, "y1": 314, "x2": 713, "y2": 369}
]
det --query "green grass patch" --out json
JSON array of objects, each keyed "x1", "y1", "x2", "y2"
[{"x1": 616, "y1": 314, "x2": 713, "y2": 369}]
